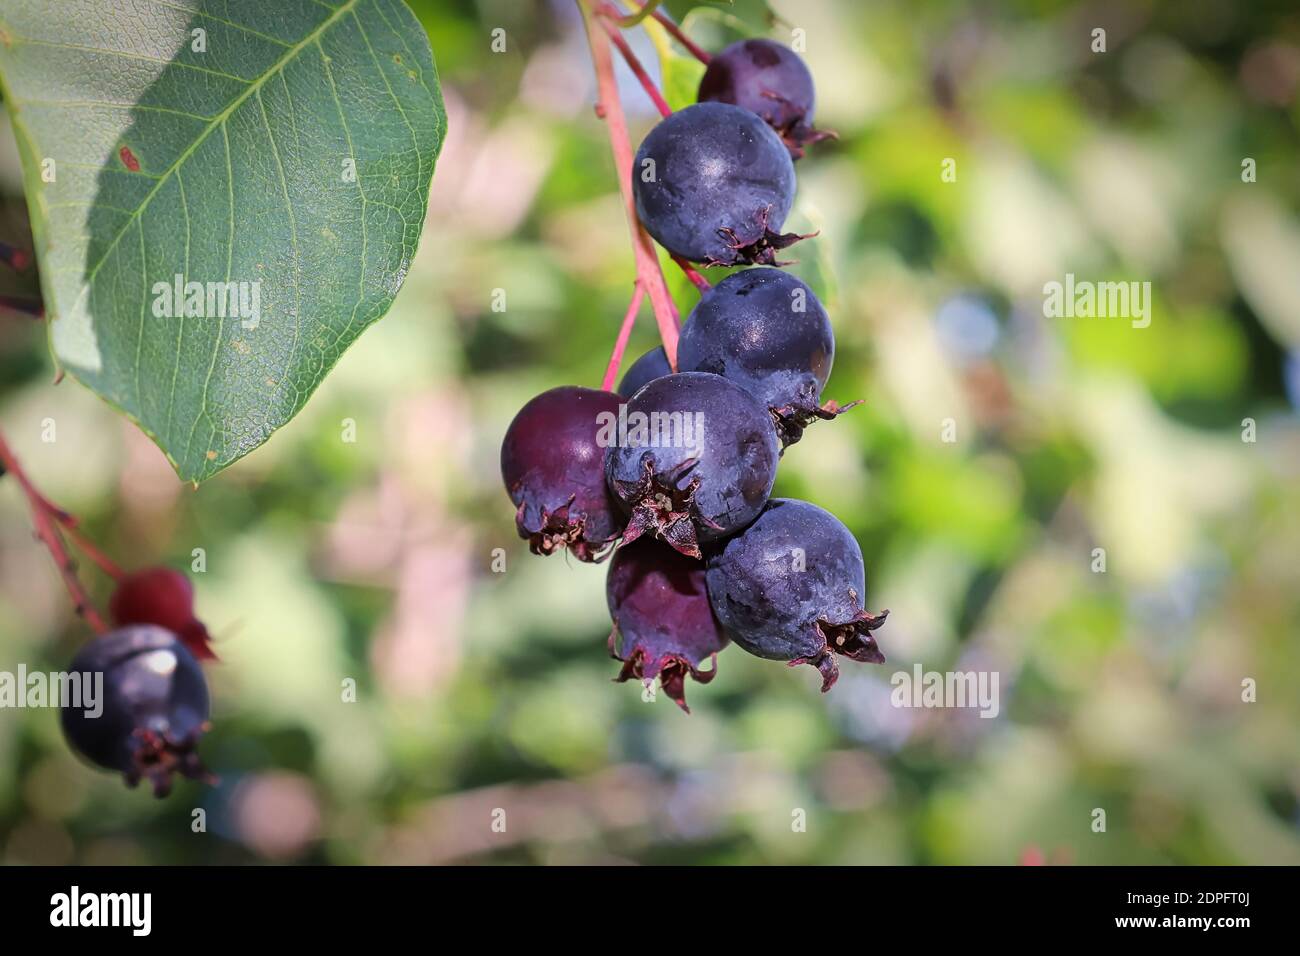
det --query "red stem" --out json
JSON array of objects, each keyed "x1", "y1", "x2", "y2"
[
  {"x1": 581, "y1": 2, "x2": 680, "y2": 366},
  {"x1": 17, "y1": 466, "x2": 124, "y2": 580},
  {"x1": 54, "y1": 514, "x2": 125, "y2": 580},
  {"x1": 601, "y1": 283, "x2": 646, "y2": 392},
  {"x1": 648, "y1": 7, "x2": 710, "y2": 65},
  {"x1": 671, "y1": 255, "x2": 712, "y2": 293},
  {"x1": 598, "y1": 13, "x2": 672, "y2": 118},
  {"x1": 0, "y1": 430, "x2": 110, "y2": 633}
]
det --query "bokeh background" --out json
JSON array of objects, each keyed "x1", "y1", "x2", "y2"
[{"x1": 1, "y1": 0, "x2": 1298, "y2": 864}]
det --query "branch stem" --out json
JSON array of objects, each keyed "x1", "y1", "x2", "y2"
[
  {"x1": 598, "y1": 14, "x2": 672, "y2": 118},
  {"x1": 608, "y1": 0, "x2": 660, "y2": 27},
  {"x1": 671, "y1": 255, "x2": 712, "y2": 293},
  {"x1": 648, "y1": 7, "x2": 710, "y2": 64},
  {"x1": 601, "y1": 283, "x2": 645, "y2": 392},
  {"x1": 580, "y1": 1, "x2": 680, "y2": 367},
  {"x1": 0, "y1": 430, "x2": 109, "y2": 633}
]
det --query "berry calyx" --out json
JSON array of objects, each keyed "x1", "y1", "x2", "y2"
[
  {"x1": 109, "y1": 566, "x2": 217, "y2": 660},
  {"x1": 705, "y1": 499, "x2": 888, "y2": 691},
  {"x1": 607, "y1": 538, "x2": 728, "y2": 712},
  {"x1": 677, "y1": 267, "x2": 859, "y2": 446},
  {"x1": 632, "y1": 102, "x2": 805, "y2": 266},
  {"x1": 60, "y1": 625, "x2": 213, "y2": 797},
  {"x1": 697, "y1": 39, "x2": 835, "y2": 158},
  {"x1": 604, "y1": 371, "x2": 779, "y2": 558},
  {"x1": 501, "y1": 386, "x2": 626, "y2": 561}
]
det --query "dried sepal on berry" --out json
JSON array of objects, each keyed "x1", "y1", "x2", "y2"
[
  {"x1": 127, "y1": 723, "x2": 216, "y2": 798},
  {"x1": 611, "y1": 456, "x2": 720, "y2": 559},
  {"x1": 607, "y1": 539, "x2": 729, "y2": 712},
  {"x1": 771, "y1": 397, "x2": 863, "y2": 448},
  {"x1": 791, "y1": 607, "x2": 889, "y2": 692},
  {"x1": 706, "y1": 206, "x2": 818, "y2": 268}
]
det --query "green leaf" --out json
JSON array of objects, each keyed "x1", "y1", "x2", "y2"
[
  {"x1": 663, "y1": 1, "x2": 778, "y2": 38},
  {"x1": 0, "y1": 0, "x2": 445, "y2": 481}
]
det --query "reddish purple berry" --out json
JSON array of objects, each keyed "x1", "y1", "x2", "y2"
[
  {"x1": 110, "y1": 566, "x2": 217, "y2": 661},
  {"x1": 607, "y1": 539, "x2": 728, "y2": 712},
  {"x1": 501, "y1": 386, "x2": 626, "y2": 561},
  {"x1": 697, "y1": 39, "x2": 834, "y2": 157},
  {"x1": 705, "y1": 499, "x2": 888, "y2": 691},
  {"x1": 60, "y1": 625, "x2": 212, "y2": 797}
]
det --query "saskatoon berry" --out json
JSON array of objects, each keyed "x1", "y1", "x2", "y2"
[
  {"x1": 604, "y1": 371, "x2": 779, "y2": 558},
  {"x1": 607, "y1": 538, "x2": 728, "y2": 712},
  {"x1": 501, "y1": 386, "x2": 625, "y2": 561},
  {"x1": 617, "y1": 346, "x2": 672, "y2": 399},
  {"x1": 677, "y1": 267, "x2": 857, "y2": 447},
  {"x1": 698, "y1": 39, "x2": 833, "y2": 158},
  {"x1": 110, "y1": 566, "x2": 217, "y2": 661},
  {"x1": 60, "y1": 625, "x2": 212, "y2": 797},
  {"x1": 632, "y1": 102, "x2": 806, "y2": 266},
  {"x1": 705, "y1": 498, "x2": 888, "y2": 691}
]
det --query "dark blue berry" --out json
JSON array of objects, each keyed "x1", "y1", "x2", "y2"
[
  {"x1": 617, "y1": 346, "x2": 672, "y2": 398},
  {"x1": 604, "y1": 371, "x2": 779, "y2": 558},
  {"x1": 607, "y1": 538, "x2": 728, "y2": 712},
  {"x1": 501, "y1": 386, "x2": 625, "y2": 561},
  {"x1": 60, "y1": 625, "x2": 212, "y2": 796},
  {"x1": 705, "y1": 499, "x2": 887, "y2": 691},
  {"x1": 697, "y1": 39, "x2": 832, "y2": 158},
  {"x1": 677, "y1": 267, "x2": 856, "y2": 446},
  {"x1": 632, "y1": 102, "x2": 804, "y2": 266}
]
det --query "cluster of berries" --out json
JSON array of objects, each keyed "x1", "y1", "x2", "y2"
[
  {"x1": 60, "y1": 569, "x2": 215, "y2": 796},
  {"x1": 501, "y1": 39, "x2": 888, "y2": 710}
]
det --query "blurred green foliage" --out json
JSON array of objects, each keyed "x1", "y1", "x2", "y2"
[{"x1": 0, "y1": 0, "x2": 1298, "y2": 865}]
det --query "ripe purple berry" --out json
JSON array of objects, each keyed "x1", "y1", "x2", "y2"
[
  {"x1": 60, "y1": 625, "x2": 212, "y2": 797},
  {"x1": 501, "y1": 386, "x2": 625, "y2": 561},
  {"x1": 697, "y1": 39, "x2": 833, "y2": 158},
  {"x1": 632, "y1": 102, "x2": 806, "y2": 266},
  {"x1": 607, "y1": 539, "x2": 728, "y2": 712},
  {"x1": 605, "y1": 371, "x2": 779, "y2": 558},
  {"x1": 677, "y1": 267, "x2": 857, "y2": 446},
  {"x1": 617, "y1": 346, "x2": 672, "y2": 399},
  {"x1": 705, "y1": 499, "x2": 888, "y2": 691}
]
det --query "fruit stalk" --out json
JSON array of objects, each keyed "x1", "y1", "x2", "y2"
[
  {"x1": 601, "y1": 282, "x2": 646, "y2": 392},
  {"x1": 579, "y1": 0, "x2": 681, "y2": 366},
  {"x1": 0, "y1": 429, "x2": 110, "y2": 633},
  {"x1": 607, "y1": 0, "x2": 661, "y2": 27},
  {"x1": 598, "y1": 13, "x2": 672, "y2": 118},
  {"x1": 632, "y1": 2, "x2": 710, "y2": 64},
  {"x1": 670, "y1": 255, "x2": 712, "y2": 292}
]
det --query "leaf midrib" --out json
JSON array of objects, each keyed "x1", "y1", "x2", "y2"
[{"x1": 70, "y1": 0, "x2": 360, "y2": 297}]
